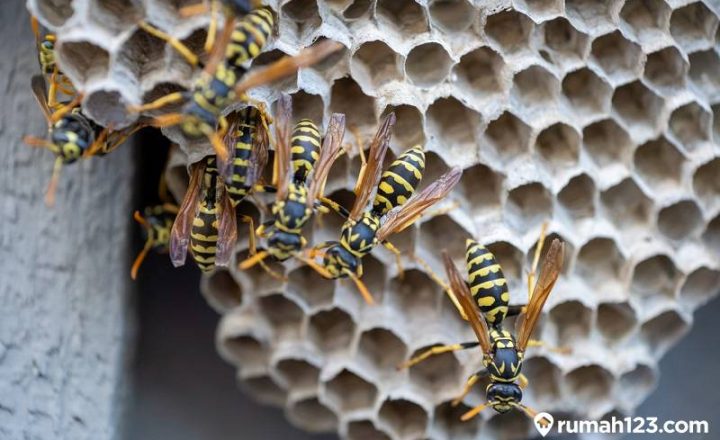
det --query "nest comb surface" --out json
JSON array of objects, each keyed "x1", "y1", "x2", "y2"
[{"x1": 29, "y1": 0, "x2": 720, "y2": 438}]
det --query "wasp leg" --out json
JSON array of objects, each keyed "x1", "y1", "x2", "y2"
[
  {"x1": 49, "y1": 93, "x2": 83, "y2": 124},
  {"x1": 506, "y1": 304, "x2": 526, "y2": 318},
  {"x1": 451, "y1": 369, "x2": 488, "y2": 407},
  {"x1": 527, "y1": 221, "x2": 549, "y2": 300},
  {"x1": 381, "y1": 239, "x2": 404, "y2": 279},
  {"x1": 317, "y1": 196, "x2": 350, "y2": 218},
  {"x1": 413, "y1": 253, "x2": 467, "y2": 320},
  {"x1": 518, "y1": 373, "x2": 528, "y2": 390},
  {"x1": 138, "y1": 21, "x2": 201, "y2": 67},
  {"x1": 129, "y1": 92, "x2": 186, "y2": 113},
  {"x1": 397, "y1": 341, "x2": 479, "y2": 370},
  {"x1": 526, "y1": 339, "x2": 571, "y2": 355}
]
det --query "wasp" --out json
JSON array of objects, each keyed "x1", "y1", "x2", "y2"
[
  {"x1": 131, "y1": 203, "x2": 179, "y2": 279},
  {"x1": 310, "y1": 114, "x2": 462, "y2": 304},
  {"x1": 177, "y1": 0, "x2": 258, "y2": 54},
  {"x1": 238, "y1": 95, "x2": 347, "y2": 277},
  {"x1": 30, "y1": 16, "x2": 74, "y2": 110},
  {"x1": 398, "y1": 234, "x2": 566, "y2": 420}
]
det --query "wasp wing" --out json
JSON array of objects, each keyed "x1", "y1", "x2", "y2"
[
  {"x1": 218, "y1": 114, "x2": 241, "y2": 181},
  {"x1": 247, "y1": 110, "x2": 270, "y2": 188},
  {"x1": 443, "y1": 251, "x2": 492, "y2": 354},
  {"x1": 348, "y1": 112, "x2": 396, "y2": 220},
  {"x1": 273, "y1": 94, "x2": 292, "y2": 202},
  {"x1": 306, "y1": 113, "x2": 346, "y2": 209},
  {"x1": 169, "y1": 161, "x2": 205, "y2": 267},
  {"x1": 216, "y1": 185, "x2": 238, "y2": 266},
  {"x1": 516, "y1": 238, "x2": 565, "y2": 352},
  {"x1": 31, "y1": 75, "x2": 52, "y2": 123},
  {"x1": 376, "y1": 167, "x2": 462, "y2": 242}
]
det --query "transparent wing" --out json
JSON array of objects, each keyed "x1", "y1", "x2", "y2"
[
  {"x1": 218, "y1": 114, "x2": 241, "y2": 181},
  {"x1": 247, "y1": 110, "x2": 270, "y2": 187},
  {"x1": 216, "y1": 185, "x2": 238, "y2": 266},
  {"x1": 306, "y1": 113, "x2": 346, "y2": 208},
  {"x1": 443, "y1": 251, "x2": 491, "y2": 354},
  {"x1": 376, "y1": 167, "x2": 462, "y2": 242},
  {"x1": 31, "y1": 75, "x2": 52, "y2": 122},
  {"x1": 273, "y1": 94, "x2": 292, "y2": 202},
  {"x1": 516, "y1": 238, "x2": 565, "y2": 352},
  {"x1": 169, "y1": 161, "x2": 204, "y2": 267},
  {"x1": 348, "y1": 112, "x2": 396, "y2": 220}
]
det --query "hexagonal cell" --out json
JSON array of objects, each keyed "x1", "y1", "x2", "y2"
[
  {"x1": 523, "y1": 356, "x2": 562, "y2": 402},
  {"x1": 484, "y1": 111, "x2": 531, "y2": 164},
  {"x1": 390, "y1": 269, "x2": 442, "y2": 319},
  {"x1": 583, "y1": 119, "x2": 633, "y2": 170},
  {"x1": 657, "y1": 200, "x2": 703, "y2": 241},
  {"x1": 249, "y1": 49, "x2": 297, "y2": 90},
  {"x1": 419, "y1": 214, "x2": 469, "y2": 261},
  {"x1": 221, "y1": 334, "x2": 268, "y2": 367},
  {"x1": 454, "y1": 46, "x2": 506, "y2": 99},
  {"x1": 703, "y1": 215, "x2": 720, "y2": 256},
  {"x1": 343, "y1": 0, "x2": 373, "y2": 20},
  {"x1": 258, "y1": 293, "x2": 304, "y2": 336},
  {"x1": 644, "y1": 46, "x2": 688, "y2": 91},
  {"x1": 550, "y1": 300, "x2": 593, "y2": 345},
  {"x1": 426, "y1": 97, "x2": 481, "y2": 155},
  {"x1": 558, "y1": 174, "x2": 596, "y2": 219},
  {"x1": 407, "y1": 344, "x2": 462, "y2": 394},
  {"x1": 669, "y1": 102, "x2": 711, "y2": 152},
  {"x1": 631, "y1": 254, "x2": 680, "y2": 302},
  {"x1": 433, "y1": 401, "x2": 480, "y2": 439},
  {"x1": 347, "y1": 421, "x2": 392, "y2": 440},
  {"x1": 378, "y1": 399, "x2": 429, "y2": 439},
  {"x1": 330, "y1": 77, "x2": 376, "y2": 134},
  {"x1": 288, "y1": 396, "x2": 338, "y2": 433},
  {"x1": 118, "y1": 27, "x2": 166, "y2": 81},
  {"x1": 203, "y1": 269, "x2": 243, "y2": 310},
  {"x1": 282, "y1": 0, "x2": 322, "y2": 33},
  {"x1": 634, "y1": 137, "x2": 685, "y2": 192},
  {"x1": 459, "y1": 163, "x2": 503, "y2": 217},
  {"x1": 288, "y1": 265, "x2": 334, "y2": 309},
  {"x1": 680, "y1": 267, "x2": 720, "y2": 307},
  {"x1": 240, "y1": 375, "x2": 287, "y2": 407},
  {"x1": 484, "y1": 9, "x2": 534, "y2": 54},
  {"x1": 601, "y1": 178, "x2": 653, "y2": 230},
  {"x1": 505, "y1": 183, "x2": 553, "y2": 231},
  {"x1": 590, "y1": 31, "x2": 643, "y2": 83},
  {"x1": 37, "y1": 0, "x2": 74, "y2": 26},
  {"x1": 565, "y1": 0, "x2": 615, "y2": 30},
  {"x1": 485, "y1": 411, "x2": 531, "y2": 440},
  {"x1": 358, "y1": 328, "x2": 407, "y2": 372},
  {"x1": 351, "y1": 40, "x2": 403, "y2": 90},
  {"x1": 428, "y1": 0, "x2": 476, "y2": 33},
  {"x1": 142, "y1": 82, "x2": 187, "y2": 115},
  {"x1": 376, "y1": 0, "x2": 429, "y2": 36},
  {"x1": 640, "y1": 310, "x2": 689, "y2": 354},
  {"x1": 56, "y1": 40, "x2": 110, "y2": 84},
  {"x1": 357, "y1": 253, "x2": 387, "y2": 303},
  {"x1": 619, "y1": 364, "x2": 657, "y2": 407},
  {"x1": 565, "y1": 365, "x2": 614, "y2": 410},
  {"x1": 535, "y1": 123, "x2": 581, "y2": 170},
  {"x1": 542, "y1": 17, "x2": 590, "y2": 64},
  {"x1": 694, "y1": 158, "x2": 720, "y2": 212},
  {"x1": 689, "y1": 49, "x2": 720, "y2": 100},
  {"x1": 511, "y1": 65, "x2": 560, "y2": 107},
  {"x1": 576, "y1": 237, "x2": 625, "y2": 286},
  {"x1": 562, "y1": 68, "x2": 612, "y2": 117},
  {"x1": 612, "y1": 81, "x2": 664, "y2": 133},
  {"x1": 597, "y1": 302, "x2": 637, "y2": 341},
  {"x1": 290, "y1": 90, "x2": 324, "y2": 125},
  {"x1": 485, "y1": 241, "x2": 524, "y2": 294},
  {"x1": 405, "y1": 43, "x2": 453, "y2": 88},
  {"x1": 619, "y1": 0, "x2": 671, "y2": 40},
  {"x1": 670, "y1": 2, "x2": 719, "y2": 52},
  {"x1": 325, "y1": 369, "x2": 378, "y2": 411},
  {"x1": 308, "y1": 308, "x2": 356, "y2": 353},
  {"x1": 382, "y1": 104, "x2": 425, "y2": 148},
  {"x1": 89, "y1": 0, "x2": 143, "y2": 34},
  {"x1": 275, "y1": 358, "x2": 320, "y2": 389},
  {"x1": 515, "y1": 0, "x2": 563, "y2": 19},
  {"x1": 83, "y1": 89, "x2": 134, "y2": 127}
]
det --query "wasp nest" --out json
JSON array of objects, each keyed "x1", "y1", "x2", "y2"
[{"x1": 29, "y1": 0, "x2": 720, "y2": 438}]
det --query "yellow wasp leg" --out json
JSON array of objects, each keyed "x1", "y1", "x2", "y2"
[
  {"x1": 381, "y1": 240, "x2": 404, "y2": 279},
  {"x1": 451, "y1": 371, "x2": 486, "y2": 407},
  {"x1": 129, "y1": 92, "x2": 185, "y2": 113},
  {"x1": 413, "y1": 253, "x2": 467, "y2": 320},
  {"x1": 518, "y1": 373, "x2": 529, "y2": 390},
  {"x1": 138, "y1": 21, "x2": 200, "y2": 67},
  {"x1": 397, "y1": 342, "x2": 479, "y2": 370}
]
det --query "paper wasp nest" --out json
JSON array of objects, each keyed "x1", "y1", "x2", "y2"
[{"x1": 29, "y1": 0, "x2": 720, "y2": 438}]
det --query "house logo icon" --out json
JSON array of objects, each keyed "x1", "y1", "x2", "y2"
[{"x1": 533, "y1": 412, "x2": 554, "y2": 437}]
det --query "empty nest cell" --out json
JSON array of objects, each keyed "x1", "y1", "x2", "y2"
[
  {"x1": 522, "y1": 356, "x2": 562, "y2": 403},
  {"x1": 565, "y1": 0, "x2": 615, "y2": 31},
  {"x1": 670, "y1": 2, "x2": 719, "y2": 52},
  {"x1": 565, "y1": 365, "x2": 614, "y2": 411},
  {"x1": 36, "y1": 0, "x2": 74, "y2": 26},
  {"x1": 630, "y1": 254, "x2": 680, "y2": 302},
  {"x1": 618, "y1": 364, "x2": 657, "y2": 407},
  {"x1": 669, "y1": 102, "x2": 711, "y2": 152},
  {"x1": 308, "y1": 307, "x2": 356, "y2": 353},
  {"x1": 514, "y1": 0, "x2": 564, "y2": 20},
  {"x1": 597, "y1": 302, "x2": 637, "y2": 341},
  {"x1": 643, "y1": 46, "x2": 688, "y2": 91},
  {"x1": 56, "y1": 40, "x2": 110, "y2": 85},
  {"x1": 325, "y1": 369, "x2": 378, "y2": 412},
  {"x1": 290, "y1": 90, "x2": 324, "y2": 124},
  {"x1": 511, "y1": 65, "x2": 560, "y2": 107},
  {"x1": 485, "y1": 241, "x2": 524, "y2": 294},
  {"x1": 688, "y1": 50, "x2": 720, "y2": 100},
  {"x1": 633, "y1": 136, "x2": 685, "y2": 193},
  {"x1": 432, "y1": 401, "x2": 480, "y2": 440},
  {"x1": 484, "y1": 9, "x2": 534, "y2": 54},
  {"x1": 356, "y1": 254, "x2": 386, "y2": 303},
  {"x1": 378, "y1": 398, "x2": 429, "y2": 440},
  {"x1": 459, "y1": 163, "x2": 503, "y2": 217},
  {"x1": 382, "y1": 104, "x2": 425, "y2": 148},
  {"x1": 275, "y1": 358, "x2": 320, "y2": 389},
  {"x1": 535, "y1": 122, "x2": 581, "y2": 170},
  {"x1": 89, "y1": 0, "x2": 143, "y2": 34},
  {"x1": 288, "y1": 396, "x2": 338, "y2": 433},
  {"x1": 221, "y1": 334, "x2": 268, "y2": 368},
  {"x1": 640, "y1": 310, "x2": 689, "y2": 355},
  {"x1": 347, "y1": 420, "x2": 391, "y2": 440},
  {"x1": 612, "y1": 80, "x2": 665, "y2": 134},
  {"x1": 240, "y1": 375, "x2": 287, "y2": 407},
  {"x1": 484, "y1": 111, "x2": 531, "y2": 164},
  {"x1": 118, "y1": 26, "x2": 166, "y2": 81},
  {"x1": 407, "y1": 343, "x2": 462, "y2": 395},
  {"x1": 330, "y1": 77, "x2": 376, "y2": 134},
  {"x1": 576, "y1": 237, "x2": 625, "y2": 287},
  {"x1": 600, "y1": 178, "x2": 653, "y2": 230},
  {"x1": 485, "y1": 411, "x2": 531, "y2": 440},
  {"x1": 426, "y1": 97, "x2": 481, "y2": 156},
  {"x1": 418, "y1": 215, "x2": 468, "y2": 263},
  {"x1": 258, "y1": 293, "x2": 304, "y2": 337},
  {"x1": 357, "y1": 328, "x2": 407, "y2": 373},
  {"x1": 405, "y1": 42, "x2": 453, "y2": 88},
  {"x1": 680, "y1": 267, "x2": 720, "y2": 307},
  {"x1": 558, "y1": 173, "x2": 596, "y2": 219},
  {"x1": 619, "y1": 0, "x2": 671, "y2": 41},
  {"x1": 693, "y1": 158, "x2": 720, "y2": 212},
  {"x1": 428, "y1": 0, "x2": 476, "y2": 34},
  {"x1": 203, "y1": 269, "x2": 243, "y2": 310},
  {"x1": 583, "y1": 118, "x2": 633, "y2": 170},
  {"x1": 351, "y1": 40, "x2": 403, "y2": 90},
  {"x1": 590, "y1": 31, "x2": 644, "y2": 83},
  {"x1": 83, "y1": 89, "x2": 135, "y2": 127},
  {"x1": 342, "y1": 0, "x2": 373, "y2": 20},
  {"x1": 287, "y1": 263, "x2": 335, "y2": 309},
  {"x1": 657, "y1": 199, "x2": 703, "y2": 241},
  {"x1": 542, "y1": 17, "x2": 590, "y2": 65},
  {"x1": 281, "y1": 0, "x2": 322, "y2": 34},
  {"x1": 453, "y1": 46, "x2": 506, "y2": 99},
  {"x1": 389, "y1": 269, "x2": 443, "y2": 319},
  {"x1": 504, "y1": 182, "x2": 553, "y2": 231},
  {"x1": 562, "y1": 67, "x2": 612, "y2": 117},
  {"x1": 550, "y1": 300, "x2": 593, "y2": 345},
  {"x1": 375, "y1": 0, "x2": 429, "y2": 37}
]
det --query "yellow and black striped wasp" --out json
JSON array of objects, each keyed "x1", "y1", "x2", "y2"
[
  {"x1": 238, "y1": 95, "x2": 347, "y2": 277},
  {"x1": 310, "y1": 115, "x2": 463, "y2": 304},
  {"x1": 176, "y1": 0, "x2": 257, "y2": 54},
  {"x1": 30, "y1": 15, "x2": 74, "y2": 111},
  {"x1": 399, "y1": 237, "x2": 565, "y2": 420},
  {"x1": 131, "y1": 203, "x2": 179, "y2": 279}
]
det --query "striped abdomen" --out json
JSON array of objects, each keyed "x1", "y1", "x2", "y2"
[
  {"x1": 291, "y1": 119, "x2": 321, "y2": 183},
  {"x1": 190, "y1": 157, "x2": 220, "y2": 272},
  {"x1": 227, "y1": 107, "x2": 259, "y2": 206},
  {"x1": 372, "y1": 146, "x2": 425, "y2": 216},
  {"x1": 225, "y1": 6, "x2": 274, "y2": 70},
  {"x1": 466, "y1": 239, "x2": 510, "y2": 327},
  {"x1": 185, "y1": 63, "x2": 240, "y2": 135}
]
